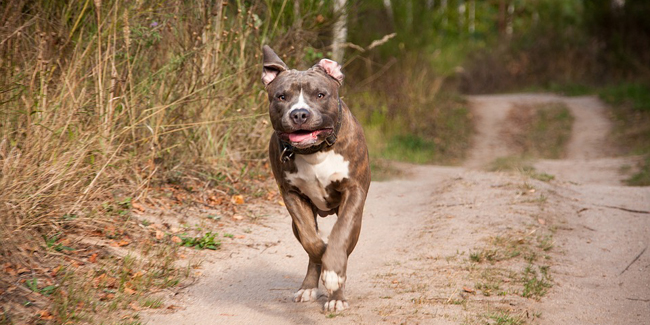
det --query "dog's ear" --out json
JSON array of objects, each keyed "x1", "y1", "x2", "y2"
[
  {"x1": 262, "y1": 45, "x2": 288, "y2": 86},
  {"x1": 315, "y1": 59, "x2": 344, "y2": 85}
]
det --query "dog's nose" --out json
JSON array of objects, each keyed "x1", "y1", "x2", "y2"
[{"x1": 290, "y1": 108, "x2": 310, "y2": 125}]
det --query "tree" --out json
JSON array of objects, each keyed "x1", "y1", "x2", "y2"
[{"x1": 332, "y1": 0, "x2": 348, "y2": 63}]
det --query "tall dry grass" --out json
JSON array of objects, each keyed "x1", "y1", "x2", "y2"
[{"x1": 0, "y1": 0, "x2": 314, "y2": 264}]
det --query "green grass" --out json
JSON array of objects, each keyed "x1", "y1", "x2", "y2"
[
  {"x1": 356, "y1": 90, "x2": 472, "y2": 166},
  {"x1": 383, "y1": 134, "x2": 437, "y2": 164},
  {"x1": 546, "y1": 82, "x2": 595, "y2": 96},
  {"x1": 600, "y1": 82, "x2": 650, "y2": 113},
  {"x1": 625, "y1": 156, "x2": 650, "y2": 186},
  {"x1": 488, "y1": 102, "x2": 573, "y2": 178},
  {"x1": 487, "y1": 312, "x2": 525, "y2": 325},
  {"x1": 521, "y1": 265, "x2": 553, "y2": 299},
  {"x1": 600, "y1": 83, "x2": 650, "y2": 186},
  {"x1": 487, "y1": 156, "x2": 555, "y2": 182},
  {"x1": 179, "y1": 232, "x2": 221, "y2": 250},
  {"x1": 505, "y1": 102, "x2": 575, "y2": 159},
  {"x1": 141, "y1": 297, "x2": 164, "y2": 309}
]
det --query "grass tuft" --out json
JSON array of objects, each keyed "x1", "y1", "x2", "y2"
[
  {"x1": 502, "y1": 102, "x2": 574, "y2": 159},
  {"x1": 521, "y1": 265, "x2": 553, "y2": 299}
]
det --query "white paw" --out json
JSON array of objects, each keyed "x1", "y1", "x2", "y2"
[
  {"x1": 293, "y1": 288, "x2": 318, "y2": 302},
  {"x1": 322, "y1": 270, "x2": 345, "y2": 294},
  {"x1": 324, "y1": 299, "x2": 349, "y2": 312}
]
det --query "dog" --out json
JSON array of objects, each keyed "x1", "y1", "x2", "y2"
[{"x1": 261, "y1": 45, "x2": 370, "y2": 312}]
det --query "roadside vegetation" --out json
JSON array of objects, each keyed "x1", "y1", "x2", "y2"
[
  {"x1": 487, "y1": 102, "x2": 573, "y2": 181},
  {"x1": 0, "y1": 0, "x2": 327, "y2": 323},
  {"x1": 599, "y1": 83, "x2": 650, "y2": 185}
]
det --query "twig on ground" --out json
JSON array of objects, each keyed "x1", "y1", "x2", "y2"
[
  {"x1": 597, "y1": 205, "x2": 649, "y2": 215},
  {"x1": 626, "y1": 297, "x2": 650, "y2": 302},
  {"x1": 620, "y1": 245, "x2": 648, "y2": 275}
]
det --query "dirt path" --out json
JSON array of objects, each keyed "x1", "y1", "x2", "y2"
[{"x1": 145, "y1": 94, "x2": 649, "y2": 324}]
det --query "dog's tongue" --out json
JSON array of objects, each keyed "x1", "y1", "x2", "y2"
[{"x1": 289, "y1": 130, "x2": 319, "y2": 143}]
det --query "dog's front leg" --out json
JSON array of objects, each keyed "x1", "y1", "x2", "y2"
[
  {"x1": 321, "y1": 186, "x2": 366, "y2": 311},
  {"x1": 283, "y1": 191, "x2": 327, "y2": 302}
]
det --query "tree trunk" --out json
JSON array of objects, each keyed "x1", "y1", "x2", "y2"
[
  {"x1": 383, "y1": 0, "x2": 394, "y2": 27},
  {"x1": 469, "y1": 0, "x2": 475, "y2": 34},
  {"x1": 332, "y1": 0, "x2": 348, "y2": 63},
  {"x1": 507, "y1": 2, "x2": 514, "y2": 37}
]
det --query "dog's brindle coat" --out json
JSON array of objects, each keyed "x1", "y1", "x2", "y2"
[{"x1": 262, "y1": 46, "x2": 370, "y2": 312}]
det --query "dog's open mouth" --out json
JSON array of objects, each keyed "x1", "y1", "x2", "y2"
[{"x1": 282, "y1": 129, "x2": 332, "y2": 146}]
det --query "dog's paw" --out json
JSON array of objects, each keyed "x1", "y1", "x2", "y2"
[
  {"x1": 323, "y1": 299, "x2": 349, "y2": 312},
  {"x1": 293, "y1": 288, "x2": 318, "y2": 302},
  {"x1": 321, "y1": 270, "x2": 345, "y2": 294}
]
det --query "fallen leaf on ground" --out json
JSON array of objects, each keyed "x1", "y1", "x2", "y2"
[
  {"x1": 89, "y1": 253, "x2": 98, "y2": 263},
  {"x1": 123, "y1": 287, "x2": 136, "y2": 295},
  {"x1": 232, "y1": 215, "x2": 244, "y2": 221},
  {"x1": 234, "y1": 235, "x2": 246, "y2": 239},
  {"x1": 208, "y1": 195, "x2": 223, "y2": 205},
  {"x1": 5, "y1": 266, "x2": 16, "y2": 276},
  {"x1": 538, "y1": 218, "x2": 546, "y2": 225},
  {"x1": 231, "y1": 195, "x2": 245, "y2": 205},
  {"x1": 129, "y1": 302, "x2": 141, "y2": 311},
  {"x1": 117, "y1": 240, "x2": 130, "y2": 247},
  {"x1": 16, "y1": 267, "x2": 30, "y2": 274},
  {"x1": 132, "y1": 202, "x2": 146, "y2": 212},
  {"x1": 155, "y1": 230, "x2": 165, "y2": 240},
  {"x1": 463, "y1": 287, "x2": 476, "y2": 294},
  {"x1": 171, "y1": 236, "x2": 182, "y2": 243},
  {"x1": 99, "y1": 293, "x2": 115, "y2": 301},
  {"x1": 38, "y1": 310, "x2": 53, "y2": 320}
]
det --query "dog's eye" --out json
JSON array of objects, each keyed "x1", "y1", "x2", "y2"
[
  {"x1": 277, "y1": 94, "x2": 286, "y2": 101},
  {"x1": 317, "y1": 93, "x2": 325, "y2": 99}
]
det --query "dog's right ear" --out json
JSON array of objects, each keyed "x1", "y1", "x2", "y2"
[{"x1": 262, "y1": 45, "x2": 288, "y2": 86}]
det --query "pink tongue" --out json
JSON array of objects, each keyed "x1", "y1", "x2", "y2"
[{"x1": 289, "y1": 131, "x2": 318, "y2": 143}]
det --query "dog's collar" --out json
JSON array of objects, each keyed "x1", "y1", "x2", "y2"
[{"x1": 279, "y1": 98, "x2": 343, "y2": 163}]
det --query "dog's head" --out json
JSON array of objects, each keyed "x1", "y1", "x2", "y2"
[{"x1": 262, "y1": 45, "x2": 344, "y2": 149}]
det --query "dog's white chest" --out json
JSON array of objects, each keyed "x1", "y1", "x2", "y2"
[{"x1": 285, "y1": 151, "x2": 349, "y2": 211}]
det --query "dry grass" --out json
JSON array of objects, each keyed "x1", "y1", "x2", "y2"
[
  {"x1": 501, "y1": 102, "x2": 574, "y2": 159},
  {"x1": 0, "y1": 0, "x2": 320, "y2": 322},
  {"x1": 349, "y1": 57, "x2": 474, "y2": 166}
]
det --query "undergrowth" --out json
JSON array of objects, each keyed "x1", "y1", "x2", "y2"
[
  {"x1": 599, "y1": 83, "x2": 650, "y2": 186},
  {"x1": 0, "y1": 0, "x2": 328, "y2": 322},
  {"x1": 352, "y1": 72, "x2": 473, "y2": 166},
  {"x1": 502, "y1": 102, "x2": 574, "y2": 159}
]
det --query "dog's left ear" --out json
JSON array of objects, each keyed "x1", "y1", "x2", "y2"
[
  {"x1": 262, "y1": 45, "x2": 289, "y2": 86},
  {"x1": 316, "y1": 59, "x2": 344, "y2": 85}
]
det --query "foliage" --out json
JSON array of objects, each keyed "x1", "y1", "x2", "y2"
[
  {"x1": 600, "y1": 83, "x2": 650, "y2": 113},
  {"x1": 0, "y1": 0, "x2": 326, "y2": 322},
  {"x1": 497, "y1": 102, "x2": 574, "y2": 160},
  {"x1": 521, "y1": 264, "x2": 552, "y2": 299},
  {"x1": 0, "y1": 0, "x2": 327, "y2": 261},
  {"x1": 600, "y1": 82, "x2": 650, "y2": 186},
  {"x1": 180, "y1": 232, "x2": 221, "y2": 250}
]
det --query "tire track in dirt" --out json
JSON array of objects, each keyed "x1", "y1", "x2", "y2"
[{"x1": 144, "y1": 94, "x2": 649, "y2": 324}]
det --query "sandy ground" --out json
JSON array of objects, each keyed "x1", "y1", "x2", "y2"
[{"x1": 145, "y1": 94, "x2": 649, "y2": 324}]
